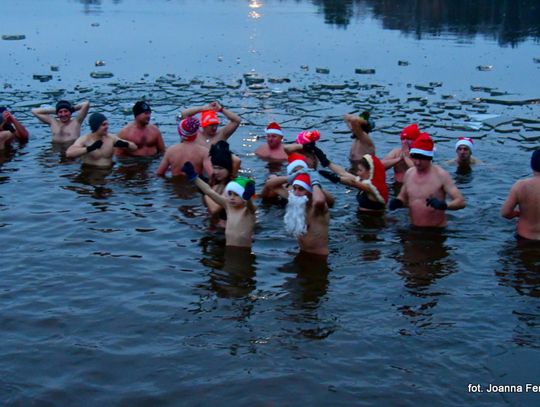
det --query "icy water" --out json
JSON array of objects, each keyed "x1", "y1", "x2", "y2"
[{"x1": 2, "y1": 0, "x2": 540, "y2": 405}]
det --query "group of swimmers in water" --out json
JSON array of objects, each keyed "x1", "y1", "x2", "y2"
[{"x1": 1, "y1": 99, "x2": 539, "y2": 256}]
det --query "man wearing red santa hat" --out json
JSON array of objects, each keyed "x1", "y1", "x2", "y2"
[
  {"x1": 255, "y1": 122, "x2": 288, "y2": 161},
  {"x1": 389, "y1": 133, "x2": 466, "y2": 227}
]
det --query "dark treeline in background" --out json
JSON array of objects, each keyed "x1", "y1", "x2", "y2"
[{"x1": 312, "y1": 0, "x2": 540, "y2": 46}]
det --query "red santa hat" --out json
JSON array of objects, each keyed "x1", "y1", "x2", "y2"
[
  {"x1": 292, "y1": 173, "x2": 312, "y2": 193},
  {"x1": 361, "y1": 154, "x2": 388, "y2": 204},
  {"x1": 410, "y1": 132, "x2": 434, "y2": 158},
  {"x1": 265, "y1": 122, "x2": 283, "y2": 136},
  {"x1": 455, "y1": 137, "x2": 474, "y2": 153},
  {"x1": 287, "y1": 153, "x2": 309, "y2": 174},
  {"x1": 400, "y1": 123, "x2": 421, "y2": 141}
]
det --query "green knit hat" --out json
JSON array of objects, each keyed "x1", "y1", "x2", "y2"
[{"x1": 225, "y1": 176, "x2": 255, "y2": 200}]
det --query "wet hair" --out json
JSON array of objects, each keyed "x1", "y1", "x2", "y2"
[{"x1": 209, "y1": 140, "x2": 233, "y2": 173}]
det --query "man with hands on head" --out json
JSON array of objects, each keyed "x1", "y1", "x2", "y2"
[
  {"x1": 66, "y1": 112, "x2": 137, "y2": 168},
  {"x1": 32, "y1": 100, "x2": 90, "y2": 143},
  {"x1": 181, "y1": 101, "x2": 241, "y2": 148},
  {"x1": 387, "y1": 133, "x2": 465, "y2": 227}
]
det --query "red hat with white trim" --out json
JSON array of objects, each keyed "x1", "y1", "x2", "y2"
[
  {"x1": 286, "y1": 153, "x2": 308, "y2": 174},
  {"x1": 455, "y1": 137, "x2": 473, "y2": 153},
  {"x1": 400, "y1": 123, "x2": 421, "y2": 141},
  {"x1": 292, "y1": 173, "x2": 312, "y2": 193},
  {"x1": 265, "y1": 122, "x2": 283, "y2": 137},
  {"x1": 410, "y1": 132, "x2": 434, "y2": 159}
]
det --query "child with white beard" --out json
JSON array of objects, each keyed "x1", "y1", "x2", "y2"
[{"x1": 285, "y1": 170, "x2": 330, "y2": 257}]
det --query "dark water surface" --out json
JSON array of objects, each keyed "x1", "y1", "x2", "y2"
[{"x1": 2, "y1": 1, "x2": 540, "y2": 405}]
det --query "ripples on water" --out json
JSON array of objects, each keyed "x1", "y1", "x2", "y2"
[{"x1": 1, "y1": 72, "x2": 540, "y2": 405}]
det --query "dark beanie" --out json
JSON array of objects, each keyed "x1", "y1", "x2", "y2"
[
  {"x1": 133, "y1": 101, "x2": 151, "y2": 117},
  {"x1": 531, "y1": 149, "x2": 540, "y2": 172},
  {"x1": 209, "y1": 140, "x2": 233, "y2": 173},
  {"x1": 89, "y1": 112, "x2": 107, "y2": 132},
  {"x1": 56, "y1": 100, "x2": 74, "y2": 114}
]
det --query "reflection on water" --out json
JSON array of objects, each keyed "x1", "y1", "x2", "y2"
[
  {"x1": 62, "y1": 165, "x2": 113, "y2": 201},
  {"x1": 74, "y1": 0, "x2": 540, "y2": 45},
  {"x1": 392, "y1": 227, "x2": 456, "y2": 330},
  {"x1": 497, "y1": 239, "x2": 540, "y2": 298},
  {"x1": 497, "y1": 239, "x2": 540, "y2": 348}
]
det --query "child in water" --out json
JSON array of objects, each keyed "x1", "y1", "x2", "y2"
[{"x1": 182, "y1": 161, "x2": 256, "y2": 248}]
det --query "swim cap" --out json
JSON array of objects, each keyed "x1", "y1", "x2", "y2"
[
  {"x1": 201, "y1": 110, "x2": 220, "y2": 128},
  {"x1": 296, "y1": 130, "x2": 320, "y2": 145},
  {"x1": 132, "y1": 101, "x2": 151, "y2": 117},
  {"x1": 56, "y1": 100, "x2": 74, "y2": 114},
  {"x1": 287, "y1": 153, "x2": 309, "y2": 174},
  {"x1": 531, "y1": 149, "x2": 540, "y2": 172},
  {"x1": 400, "y1": 123, "x2": 421, "y2": 141},
  {"x1": 209, "y1": 140, "x2": 233, "y2": 173},
  {"x1": 89, "y1": 112, "x2": 107, "y2": 132},
  {"x1": 410, "y1": 132, "x2": 434, "y2": 159},
  {"x1": 225, "y1": 176, "x2": 255, "y2": 200},
  {"x1": 455, "y1": 137, "x2": 474, "y2": 153},
  {"x1": 177, "y1": 116, "x2": 200, "y2": 139}
]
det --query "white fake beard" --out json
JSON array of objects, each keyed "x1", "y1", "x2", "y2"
[{"x1": 284, "y1": 191, "x2": 308, "y2": 238}]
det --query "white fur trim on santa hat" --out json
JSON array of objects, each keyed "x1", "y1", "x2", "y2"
[
  {"x1": 287, "y1": 160, "x2": 308, "y2": 175},
  {"x1": 455, "y1": 138, "x2": 473, "y2": 153},
  {"x1": 410, "y1": 147, "x2": 434, "y2": 157},
  {"x1": 225, "y1": 181, "x2": 245, "y2": 199},
  {"x1": 292, "y1": 179, "x2": 312, "y2": 193},
  {"x1": 265, "y1": 126, "x2": 283, "y2": 136}
]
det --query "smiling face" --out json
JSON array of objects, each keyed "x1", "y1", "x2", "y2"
[
  {"x1": 57, "y1": 108, "x2": 72, "y2": 123},
  {"x1": 356, "y1": 163, "x2": 369, "y2": 180},
  {"x1": 203, "y1": 124, "x2": 218, "y2": 138},
  {"x1": 292, "y1": 184, "x2": 309, "y2": 198}
]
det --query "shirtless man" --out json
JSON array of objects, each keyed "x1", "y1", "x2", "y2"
[
  {"x1": 284, "y1": 170, "x2": 329, "y2": 256},
  {"x1": 388, "y1": 133, "x2": 466, "y2": 227},
  {"x1": 501, "y1": 149, "x2": 540, "y2": 240},
  {"x1": 255, "y1": 122, "x2": 287, "y2": 161},
  {"x1": 31, "y1": 100, "x2": 90, "y2": 143},
  {"x1": 115, "y1": 101, "x2": 165, "y2": 157},
  {"x1": 0, "y1": 107, "x2": 29, "y2": 149},
  {"x1": 156, "y1": 116, "x2": 212, "y2": 177},
  {"x1": 183, "y1": 161, "x2": 256, "y2": 248},
  {"x1": 382, "y1": 123, "x2": 420, "y2": 184},
  {"x1": 66, "y1": 112, "x2": 137, "y2": 167},
  {"x1": 345, "y1": 111, "x2": 376, "y2": 162},
  {"x1": 181, "y1": 101, "x2": 241, "y2": 148}
]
